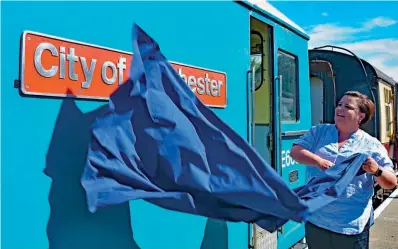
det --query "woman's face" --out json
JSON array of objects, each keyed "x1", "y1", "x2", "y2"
[{"x1": 334, "y1": 95, "x2": 366, "y2": 131}]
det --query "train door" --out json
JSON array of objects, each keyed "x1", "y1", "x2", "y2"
[
  {"x1": 309, "y1": 60, "x2": 336, "y2": 125},
  {"x1": 275, "y1": 49, "x2": 305, "y2": 249},
  {"x1": 378, "y1": 81, "x2": 394, "y2": 155},
  {"x1": 274, "y1": 26, "x2": 312, "y2": 249},
  {"x1": 249, "y1": 17, "x2": 280, "y2": 249},
  {"x1": 310, "y1": 76, "x2": 324, "y2": 126}
]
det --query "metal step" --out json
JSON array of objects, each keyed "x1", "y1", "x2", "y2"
[
  {"x1": 291, "y1": 241, "x2": 308, "y2": 249},
  {"x1": 291, "y1": 238, "x2": 308, "y2": 249}
]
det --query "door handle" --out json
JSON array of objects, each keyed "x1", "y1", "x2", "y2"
[{"x1": 251, "y1": 66, "x2": 256, "y2": 147}]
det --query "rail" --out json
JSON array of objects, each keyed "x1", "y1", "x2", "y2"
[{"x1": 281, "y1": 130, "x2": 308, "y2": 137}]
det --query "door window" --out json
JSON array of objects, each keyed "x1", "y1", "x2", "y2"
[{"x1": 277, "y1": 50, "x2": 299, "y2": 123}]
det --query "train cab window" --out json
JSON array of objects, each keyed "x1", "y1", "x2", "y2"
[
  {"x1": 250, "y1": 31, "x2": 264, "y2": 90},
  {"x1": 386, "y1": 105, "x2": 391, "y2": 133},
  {"x1": 384, "y1": 88, "x2": 393, "y2": 135},
  {"x1": 277, "y1": 50, "x2": 299, "y2": 122}
]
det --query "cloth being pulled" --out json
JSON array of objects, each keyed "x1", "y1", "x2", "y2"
[{"x1": 81, "y1": 23, "x2": 368, "y2": 232}]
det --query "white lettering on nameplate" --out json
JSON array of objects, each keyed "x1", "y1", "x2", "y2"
[
  {"x1": 281, "y1": 150, "x2": 297, "y2": 168},
  {"x1": 178, "y1": 68, "x2": 223, "y2": 97}
]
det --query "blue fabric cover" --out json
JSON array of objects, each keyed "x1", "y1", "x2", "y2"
[{"x1": 81, "y1": 24, "x2": 368, "y2": 232}]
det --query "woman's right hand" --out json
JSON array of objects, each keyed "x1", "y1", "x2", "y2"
[
  {"x1": 290, "y1": 145, "x2": 334, "y2": 171},
  {"x1": 315, "y1": 157, "x2": 334, "y2": 171}
]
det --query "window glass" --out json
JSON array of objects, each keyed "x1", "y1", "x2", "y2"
[
  {"x1": 278, "y1": 50, "x2": 298, "y2": 122},
  {"x1": 386, "y1": 105, "x2": 391, "y2": 133}
]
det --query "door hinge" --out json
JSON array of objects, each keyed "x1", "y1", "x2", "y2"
[{"x1": 267, "y1": 134, "x2": 273, "y2": 151}]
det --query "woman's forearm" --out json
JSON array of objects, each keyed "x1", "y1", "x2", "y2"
[
  {"x1": 290, "y1": 145, "x2": 321, "y2": 167},
  {"x1": 375, "y1": 169, "x2": 397, "y2": 189}
]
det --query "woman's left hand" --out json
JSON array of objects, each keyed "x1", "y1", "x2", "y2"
[{"x1": 362, "y1": 157, "x2": 379, "y2": 175}]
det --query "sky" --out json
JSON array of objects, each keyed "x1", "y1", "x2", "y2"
[{"x1": 271, "y1": 1, "x2": 398, "y2": 81}]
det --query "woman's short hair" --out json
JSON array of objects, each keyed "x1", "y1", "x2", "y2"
[{"x1": 343, "y1": 91, "x2": 375, "y2": 125}]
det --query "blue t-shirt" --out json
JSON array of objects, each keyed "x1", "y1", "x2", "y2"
[{"x1": 294, "y1": 124, "x2": 394, "y2": 235}]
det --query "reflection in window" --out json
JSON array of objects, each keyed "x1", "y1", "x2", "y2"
[
  {"x1": 384, "y1": 88, "x2": 392, "y2": 135},
  {"x1": 251, "y1": 54, "x2": 262, "y2": 90},
  {"x1": 386, "y1": 105, "x2": 391, "y2": 133},
  {"x1": 278, "y1": 50, "x2": 298, "y2": 122}
]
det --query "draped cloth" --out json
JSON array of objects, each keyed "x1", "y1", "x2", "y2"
[{"x1": 81, "y1": 23, "x2": 368, "y2": 232}]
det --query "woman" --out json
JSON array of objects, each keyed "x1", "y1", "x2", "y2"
[{"x1": 290, "y1": 91, "x2": 397, "y2": 249}]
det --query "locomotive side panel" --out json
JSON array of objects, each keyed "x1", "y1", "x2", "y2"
[{"x1": 1, "y1": 2, "x2": 251, "y2": 249}]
